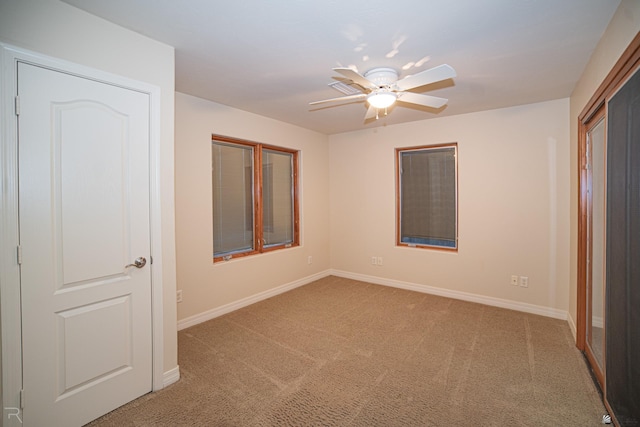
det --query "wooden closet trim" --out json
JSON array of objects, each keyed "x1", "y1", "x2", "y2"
[{"x1": 579, "y1": 32, "x2": 640, "y2": 123}]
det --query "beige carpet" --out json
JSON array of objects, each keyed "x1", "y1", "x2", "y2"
[{"x1": 88, "y1": 276, "x2": 605, "y2": 426}]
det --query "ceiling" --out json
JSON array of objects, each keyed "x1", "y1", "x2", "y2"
[{"x1": 63, "y1": 0, "x2": 620, "y2": 135}]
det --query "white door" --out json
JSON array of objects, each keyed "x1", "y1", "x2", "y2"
[{"x1": 18, "y1": 62, "x2": 152, "y2": 426}]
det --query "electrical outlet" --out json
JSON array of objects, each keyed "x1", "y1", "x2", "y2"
[
  {"x1": 176, "y1": 289, "x2": 183, "y2": 303},
  {"x1": 511, "y1": 275, "x2": 519, "y2": 286},
  {"x1": 519, "y1": 276, "x2": 529, "y2": 288},
  {"x1": 377, "y1": 257, "x2": 383, "y2": 266},
  {"x1": 307, "y1": 256, "x2": 312, "y2": 264},
  {"x1": 371, "y1": 256, "x2": 377, "y2": 265}
]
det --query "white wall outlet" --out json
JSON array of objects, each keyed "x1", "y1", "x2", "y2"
[
  {"x1": 377, "y1": 257, "x2": 383, "y2": 266},
  {"x1": 176, "y1": 289, "x2": 183, "y2": 303},
  {"x1": 511, "y1": 275, "x2": 519, "y2": 286},
  {"x1": 307, "y1": 255, "x2": 312, "y2": 264},
  {"x1": 519, "y1": 276, "x2": 529, "y2": 288},
  {"x1": 371, "y1": 256, "x2": 377, "y2": 265}
]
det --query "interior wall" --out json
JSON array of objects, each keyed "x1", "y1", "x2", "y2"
[
  {"x1": 0, "y1": 0, "x2": 178, "y2": 374},
  {"x1": 174, "y1": 92, "x2": 330, "y2": 323},
  {"x1": 568, "y1": 0, "x2": 640, "y2": 333},
  {"x1": 329, "y1": 99, "x2": 570, "y2": 313}
]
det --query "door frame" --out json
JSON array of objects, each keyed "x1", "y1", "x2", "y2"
[{"x1": 0, "y1": 43, "x2": 166, "y2": 418}]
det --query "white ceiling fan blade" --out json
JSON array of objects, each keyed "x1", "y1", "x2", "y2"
[
  {"x1": 397, "y1": 92, "x2": 448, "y2": 109},
  {"x1": 333, "y1": 67, "x2": 378, "y2": 90},
  {"x1": 309, "y1": 93, "x2": 367, "y2": 105},
  {"x1": 395, "y1": 64, "x2": 456, "y2": 91},
  {"x1": 364, "y1": 105, "x2": 377, "y2": 120}
]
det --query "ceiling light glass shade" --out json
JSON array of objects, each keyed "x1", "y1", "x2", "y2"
[{"x1": 367, "y1": 91, "x2": 397, "y2": 109}]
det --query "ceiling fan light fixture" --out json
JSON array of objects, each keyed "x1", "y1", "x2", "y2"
[{"x1": 367, "y1": 90, "x2": 397, "y2": 109}]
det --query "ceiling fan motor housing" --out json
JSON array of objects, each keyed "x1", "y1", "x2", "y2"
[{"x1": 364, "y1": 67, "x2": 398, "y2": 87}]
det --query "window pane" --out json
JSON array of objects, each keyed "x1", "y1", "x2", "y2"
[
  {"x1": 399, "y1": 146, "x2": 457, "y2": 249},
  {"x1": 212, "y1": 142, "x2": 254, "y2": 257},
  {"x1": 263, "y1": 149, "x2": 293, "y2": 247}
]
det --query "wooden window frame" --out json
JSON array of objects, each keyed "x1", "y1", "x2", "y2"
[
  {"x1": 395, "y1": 142, "x2": 459, "y2": 252},
  {"x1": 212, "y1": 134, "x2": 299, "y2": 262}
]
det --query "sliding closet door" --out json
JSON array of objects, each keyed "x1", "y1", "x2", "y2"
[
  {"x1": 584, "y1": 112, "x2": 606, "y2": 385},
  {"x1": 606, "y1": 67, "x2": 640, "y2": 425}
]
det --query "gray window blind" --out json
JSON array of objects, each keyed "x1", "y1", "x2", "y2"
[
  {"x1": 400, "y1": 146, "x2": 457, "y2": 248},
  {"x1": 212, "y1": 142, "x2": 254, "y2": 257},
  {"x1": 262, "y1": 149, "x2": 294, "y2": 247}
]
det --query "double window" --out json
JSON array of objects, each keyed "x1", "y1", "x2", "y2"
[
  {"x1": 396, "y1": 143, "x2": 458, "y2": 251},
  {"x1": 212, "y1": 135, "x2": 298, "y2": 261}
]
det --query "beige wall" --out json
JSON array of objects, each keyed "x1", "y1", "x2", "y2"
[
  {"x1": 0, "y1": 0, "x2": 178, "y2": 374},
  {"x1": 174, "y1": 92, "x2": 330, "y2": 323},
  {"x1": 329, "y1": 99, "x2": 570, "y2": 313},
  {"x1": 568, "y1": 0, "x2": 640, "y2": 332}
]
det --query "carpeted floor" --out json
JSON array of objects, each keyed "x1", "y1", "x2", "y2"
[{"x1": 88, "y1": 276, "x2": 606, "y2": 426}]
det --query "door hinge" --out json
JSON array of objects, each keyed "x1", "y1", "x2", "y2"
[
  {"x1": 17, "y1": 245, "x2": 22, "y2": 265},
  {"x1": 15, "y1": 95, "x2": 20, "y2": 116},
  {"x1": 20, "y1": 388, "x2": 24, "y2": 409}
]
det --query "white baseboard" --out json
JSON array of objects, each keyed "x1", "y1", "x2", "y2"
[
  {"x1": 591, "y1": 315, "x2": 603, "y2": 328},
  {"x1": 163, "y1": 365, "x2": 180, "y2": 388},
  {"x1": 177, "y1": 269, "x2": 570, "y2": 334},
  {"x1": 566, "y1": 313, "x2": 602, "y2": 345},
  {"x1": 177, "y1": 270, "x2": 331, "y2": 330},
  {"x1": 567, "y1": 312, "x2": 577, "y2": 341},
  {"x1": 330, "y1": 269, "x2": 569, "y2": 321}
]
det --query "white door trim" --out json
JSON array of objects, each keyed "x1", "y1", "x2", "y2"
[{"x1": 0, "y1": 43, "x2": 166, "y2": 421}]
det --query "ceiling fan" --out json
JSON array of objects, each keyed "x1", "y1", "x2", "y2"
[{"x1": 310, "y1": 64, "x2": 456, "y2": 120}]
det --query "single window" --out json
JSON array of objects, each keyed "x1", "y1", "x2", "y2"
[
  {"x1": 262, "y1": 148, "x2": 295, "y2": 247},
  {"x1": 212, "y1": 135, "x2": 298, "y2": 261},
  {"x1": 396, "y1": 143, "x2": 458, "y2": 250}
]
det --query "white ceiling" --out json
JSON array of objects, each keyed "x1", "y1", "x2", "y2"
[{"x1": 63, "y1": 0, "x2": 620, "y2": 135}]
